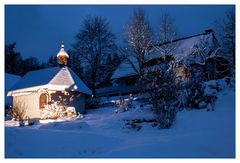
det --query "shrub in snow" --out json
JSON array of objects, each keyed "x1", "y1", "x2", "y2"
[
  {"x1": 185, "y1": 82, "x2": 218, "y2": 109},
  {"x1": 66, "y1": 107, "x2": 77, "y2": 117},
  {"x1": 177, "y1": 88, "x2": 189, "y2": 110},
  {"x1": 7, "y1": 102, "x2": 29, "y2": 121},
  {"x1": 40, "y1": 103, "x2": 76, "y2": 119},
  {"x1": 115, "y1": 95, "x2": 134, "y2": 113},
  {"x1": 5, "y1": 105, "x2": 12, "y2": 117},
  {"x1": 124, "y1": 121, "x2": 142, "y2": 131},
  {"x1": 115, "y1": 98, "x2": 128, "y2": 113},
  {"x1": 20, "y1": 120, "x2": 36, "y2": 127},
  {"x1": 201, "y1": 77, "x2": 235, "y2": 111},
  {"x1": 156, "y1": 105, "x2": 178, "y2": 129},
  {"x1": 144, "y1": 60, "x2": 179, "y2": 129},
  {"x1": 186, "y1": 83, "x2": 205, "y2": 109},
  {"x1": 204, "y1": 77, "x2": 234, "y2": 96},
  {"x1": 177, "y1": 66, "x2": 219, "y2": 110},
  {"x1": 198, "y1": 101, "x2": 207, "y2": 108},
  {"x1": 127, "y1": 94, "x2": 134, "y2": 108},
  {"x1": 6, "y1": 102, "x2": 36, "y2": 127}
]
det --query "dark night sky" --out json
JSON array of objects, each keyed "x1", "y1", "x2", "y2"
[{"x1": 5, "y1": 5, "x2": 233, "y2": 62}]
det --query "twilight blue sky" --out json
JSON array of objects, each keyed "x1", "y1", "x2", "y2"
[{"x1": 5, "y1": 5, "x2": 234, "y2": 62}]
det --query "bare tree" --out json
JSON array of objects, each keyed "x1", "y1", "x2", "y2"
[
  {"x1": 215, "y1": 8, "x2": 235, "y2": 75},
  {"x1": 191, "y1": 37, "x2": 221, "y2": 80},
  {"x1": 124, "y1": 9, "x2": 153, "y2": 87},
  {"x1": 72, "y1": 16, "x2": 117, "y2": 97},
  {"x1": 156, "y1": 11, "x2": 178, "y2": 59}
]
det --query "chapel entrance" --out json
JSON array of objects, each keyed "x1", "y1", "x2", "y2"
[{"x1": 39, "y1": 93, "x2": 48, "y2": 109}]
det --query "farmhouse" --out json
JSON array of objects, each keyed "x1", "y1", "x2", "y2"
[
  {"x1": 97, "y1": 29, "x2": 228, "y2": 97},
  {"x1": 7, "y1": 42, "x2": 92, "y2": 119}
]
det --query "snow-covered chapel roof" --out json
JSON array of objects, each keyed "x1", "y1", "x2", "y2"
[
  {"x1": 111, "y1": 30, "x2": 220, "y2": 80},
  {"x1": 7, "y1": 67, "x2": 92, "y2": 96}
]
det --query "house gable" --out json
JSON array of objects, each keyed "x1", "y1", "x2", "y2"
[{"x1": 111, "y1": 30, "x2": 220, "y2": 80}]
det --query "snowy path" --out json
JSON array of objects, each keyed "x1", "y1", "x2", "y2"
[{"x1": 5, "y1": 90, "x2": 235, "y2": 158}]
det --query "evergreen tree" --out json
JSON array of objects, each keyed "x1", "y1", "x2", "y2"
[
  {"x1": 5, "y1": 42, "x2": 23, "y2": 76},
  {"x1": 22, "y1": 56, "x2": 41, "y2": 76},
  {"x1": 5, "y1": 42, "x2": 43, "y2": 76},
  {"x1": 46, "y1": 56, "x2": 58, "y2": 68}
]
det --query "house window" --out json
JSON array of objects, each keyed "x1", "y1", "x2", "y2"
[
  {"x1": 39, "y1": 93, "x2": 48, "y2": 109},
  {"x1": 125, "y1": 78, "x2": 136, "y2": 86}
]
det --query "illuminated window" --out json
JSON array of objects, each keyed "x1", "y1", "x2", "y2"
[{"x1": 39, "y1": 93, "x2": 48, "y2": 109}]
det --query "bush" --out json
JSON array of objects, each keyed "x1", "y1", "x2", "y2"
[
  {"x1": 40, "y1": 103, "x2": 76, "y2": 119},
  {"x1": 115, "y1": 94, "x2": 134, "y2": 113},
  {"x1": 156, "y1": 105, "x2": 178, "y2": 129},
  {"x1": 145, "y1": 61, "x2": 179, "y2": 129},
  {"x1": 5, "y1": 105, "x2": 11, "y2": 117},
  {"x1": 7, "y1": 102, "x2": 28, "y2": 121},
  {"x1": 187, "y1": 83, "x2": 205, "y2": 109}
]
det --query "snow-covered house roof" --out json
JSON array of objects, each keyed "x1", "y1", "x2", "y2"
[
  {"x1": 111, "y1": 56, "x2": 140, "y2": 79},
  {"x1": 111, "y1": 30, "x2": 220, "y2": 80},
  {"x1": 7, "y1": 67, "x2": 92, "y2": 96},
  {"x1": 5, "y1": 73, "x2": 21, "y2": 104}
]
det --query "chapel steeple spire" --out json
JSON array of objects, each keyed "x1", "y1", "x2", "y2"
[{"x1": 57, "y1": 41, "x2": 69, "y2": 66}]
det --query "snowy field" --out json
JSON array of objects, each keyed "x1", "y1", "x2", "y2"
[{"x1": 5, "y1": 89, "x2": 235, "y2": 158}]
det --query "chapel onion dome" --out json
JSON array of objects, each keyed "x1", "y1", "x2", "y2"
[{"x1": 57, "y1": 41, "x2": 69, "y2": 66}]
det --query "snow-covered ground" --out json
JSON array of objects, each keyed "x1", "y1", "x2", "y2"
[{"x1": 5, "y1": 86, "x2": 235, "y2": 158}]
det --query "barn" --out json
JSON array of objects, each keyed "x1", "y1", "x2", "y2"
[{"x1": 7, "y1": 42, "x2": 92, "y2": 119}]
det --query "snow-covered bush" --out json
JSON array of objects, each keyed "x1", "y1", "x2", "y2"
[
  {"x1": 115, "y1": 98, "x2": 128, "y2": 113},
  {"x1": 183, "y1": 76, "x2": 234, "y2": 110},
  {"x1": 5, "y1": 105, "x2": 12, "y2": 117},
  {"x1": 145, "y1": 60, "x2": 179, "y2": 129},
  {"x1": 66, "y1": 107, "x2": 77, "y2": 117},
  {"x1": 186, "y1": 82, "x2": 207, "y2": 109},
  {"x1": 115, "y1": 94, "x2": 134, "y2": 113},
  {"x1": 204, "y1": 77, "x2": 234, "y2": 95},
  {"x1": 156, "y1": 105, "x2": 177, "y2": 129},
  {"x1": 176, "y1": 65, "x2": 217, "y2": 110},
  {"x1": 124, "y1": 121, "x2": 142, "y2": 131},
  {"x1": 40, "y1": 103, "x2": 76, "y2": 119},
  {"x1": 201, "y1": 77, "x2": 234, "y2": 111},
  {"x1": 177, "y1": 88, "x2": 189, "y2": 110},
  {"x1": 7, "y1": 102, "x2": 29, "y2": 121},
  {"x1": 184, "y1": 81, "x2": 218, "y2": 110}
]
